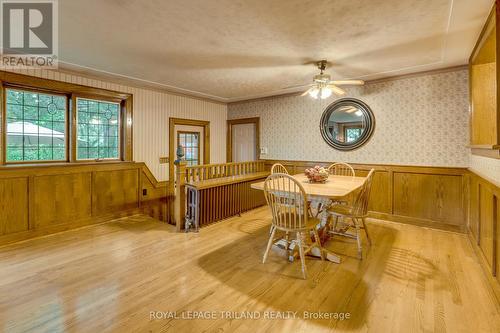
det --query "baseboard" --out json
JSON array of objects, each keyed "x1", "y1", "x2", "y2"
[{"x1": 369, "y1": 212, "x2": 465, "y2": 233}]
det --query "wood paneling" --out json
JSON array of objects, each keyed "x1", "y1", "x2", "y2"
[
  {"x1": 355, "y1": 169, "x2": 391, "y2": 214},
  {"x1": 393, "y1": 173, "x2": 463, "y2": 225},
  {"x1": 0, "y1": 162, "x2": 174, "y2": 245},
  {"x1": 0, "y1": 177, "x2": 28, "y2": 235},
  {"x1": 93, "y1": 169, "x2": 140, "y2": 214},
  {"x1": 471, "y1": 63, "x2": 497, "y2": 145},
  {"x1": 467, "y1": 170, "x2": 500, "y2": 301},
  {"x1": 479, "y1": 184, "x2": 496, "y2": 268},
  {"x1": 33, "y1": 173, "x2": 92, "y2": 228},
  {"x1": 470, "y1": 174, "x2": 481, "y2": 241},
  {"x1": 263, "y1": 159, "x2": 468, "y2": 231}
]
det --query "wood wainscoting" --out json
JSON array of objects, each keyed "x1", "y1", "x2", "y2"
[
  {"x1": 0, "y1": 162, "x2": 174, "y2": 246},
  {"x1": 262, "y1": 159, "x2": 468, "y2": 232},
  {"x1": 468, "y1": 170, "x2": 500, "y2": 301}
]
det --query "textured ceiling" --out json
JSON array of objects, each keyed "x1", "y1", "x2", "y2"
[{"x1": 59, "y1": 0, "x2": 492, "y2": 102}]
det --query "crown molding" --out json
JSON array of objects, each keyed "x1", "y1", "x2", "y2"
[
  {"x1": 228, "y1": 65, "x2": 469, "y2": 105},
  {"x1": 51, "y1": 62, "x2": 469, "y2": 106},
  {"x1": 57, "y1": 62, "x2": 228, "y2": 105}
]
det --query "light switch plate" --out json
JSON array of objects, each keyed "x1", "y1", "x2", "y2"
[
  {"x1": 159, "y1": 157, "x2": 169, "y2": 164},
  {"x1": 260, "y1": 147, "x2": 268, "y2": 155}
]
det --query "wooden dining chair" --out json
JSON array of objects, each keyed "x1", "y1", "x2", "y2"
[
  {"x1": 271, "y1": 163, "x2": 289, "y2": 174},
  {"x1": 268, "y1": 164, "x2": 289, "y2": 235},
  {"x1": 327, "y1": 162, "x2": 356, "y2": 207},
  {"x1": 328, "y1": 162, "x2": 355, "y2": 177},
  {"x1": 327, "y1": 169, "x2": 375, "y2": 259},
  {"x1": 262, "y1": 173, "x2": 324, "y2": 279}
]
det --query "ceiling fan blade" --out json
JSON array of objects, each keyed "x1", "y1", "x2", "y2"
[
  {"x1": 331, "y1": 80, "x2": 365, "y2": 86},
  {"x1": 327, "y1": 84, "x2": 346, "y2": 96},
  {"x1": 282, "y1": 83, "x2": 313, "y2": 90},
  {"x1": 301, "y1": 87, "x2": 313, "y2": 96}
]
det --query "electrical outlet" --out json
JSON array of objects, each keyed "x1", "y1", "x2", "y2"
[
  {"x1": 159, "y1": 157, "x2": 169, "y2": 164},
  {"x1": 142, "y1": 189, "x2": 147, "y2": 196},
  {"x1": 260, "y1": 147, "x2": 268, "y2": 155}
]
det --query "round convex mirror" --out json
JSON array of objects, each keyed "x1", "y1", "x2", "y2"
[{"x1": 320, "y1": 98, "x2": 375, "y2": 151}]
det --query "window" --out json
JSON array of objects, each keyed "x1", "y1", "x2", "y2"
[
  {"x1": 1, "y1": 72, "x2": 132, "y2": 165},
  {"x1": 177, "y1": 131, "x2": 200, "y2": 166},
  {"x1": 345, "y1": 127, "x2": 362, "y2": 143},
  {"x1": 5, "y1": 88, "x2": 67, "y2": 162},
  {"x1": 76, "y1": 98, "x2": 120, "y2": 160}
]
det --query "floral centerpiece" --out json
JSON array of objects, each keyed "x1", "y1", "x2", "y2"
[{"x1": 304, "y1": 166, "x2": 329, "y2": 183}]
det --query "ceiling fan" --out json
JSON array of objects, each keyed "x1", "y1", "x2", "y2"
[{"x1": 299, "y1": 60, "x2": 364, "y2": 99}]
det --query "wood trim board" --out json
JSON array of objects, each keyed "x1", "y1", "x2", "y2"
[
  {"x1": 168, "y1": 117, "x2": 210, "y2": 193},
  {"x1": 226, "y1": 117, "x2": 260, "y2": 162}
]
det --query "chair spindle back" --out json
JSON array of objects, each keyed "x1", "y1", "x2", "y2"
[
  {"x1": 328, "y1": 162, "x2": 355, "y2": 177},
  {"x1": 271, "y1": 163, "x2": 289, "y2": 174},
  {"x1": 263, "y1": 173, "x2": 309, "y2": 231}
]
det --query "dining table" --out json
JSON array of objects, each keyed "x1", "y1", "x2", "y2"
[{"x1": 251, "y1": 173, "x2": 367, "y2": 263}]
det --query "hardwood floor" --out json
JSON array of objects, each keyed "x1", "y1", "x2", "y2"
[{"x1": 1, "y1": 206, "x2": 499, "y2": 332}]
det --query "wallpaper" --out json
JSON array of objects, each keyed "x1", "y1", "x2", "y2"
[
  {"x1": 470, "y1": 155, "x2": 500, "y2": 185},
  {"x1": 229, "y1": 69, "x2": 470, "y2": 167},
  {"x1": 4, "y1": 69, "x2": 228, "y2": 182}
]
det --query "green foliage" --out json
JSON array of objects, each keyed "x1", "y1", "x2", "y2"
[
  {"x1": 76, "y1": 98, "x2": 119, "y2": 160},
  {"x1": 5, "y1": 89, "x2": 66, "y2": 162}
]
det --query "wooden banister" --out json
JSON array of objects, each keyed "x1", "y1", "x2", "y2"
[
  {"x1": 184, "y1": 161, "x2": 265, "y2": 183},
  {"x1": 173, "y1": 160, "x2": 266, "y2": 231},
  {"x1": 174, "y1": 160, "x2": 187, "y2": 231}
]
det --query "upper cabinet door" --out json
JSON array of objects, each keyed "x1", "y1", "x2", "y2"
[{"x1": 470, "y1": 3, "x2": 500, "y2": 157}]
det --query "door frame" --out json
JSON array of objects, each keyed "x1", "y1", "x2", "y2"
[
  {"x1": 169, "y1": 117, "x2": 210, "y2": 190},
  {"x1": 226, "y1": 117, "x2": 260, "y2": 162}
]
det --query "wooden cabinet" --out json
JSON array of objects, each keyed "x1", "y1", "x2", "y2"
[
  {"x1": 468, "y1": 172, "x2": 500, "y2": 277},
  {"x1": 470, "y1": 3, "x2": 500, "y2": 157}
]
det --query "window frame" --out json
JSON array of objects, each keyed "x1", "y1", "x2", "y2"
[
  {"x1": 0, "y1": 71, "x2": 133, "y2": 166},
  {"x1": 3, "y1": 85, "x2": 71, "y2": 164},
  {"x1": 74, "y1": 95, "x2": 123, "y2": 162}
]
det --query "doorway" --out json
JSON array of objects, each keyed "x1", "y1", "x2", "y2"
[
  {"x1": 169, "y1": 118, "x2": 210, "y2": 190},
  {"x1": 227, "y1": 117, "x2": 260, "y2": 162}
]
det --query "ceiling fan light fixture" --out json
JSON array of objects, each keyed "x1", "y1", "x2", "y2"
[
  {"x1": 308, "y1": 87, "x2": 320, "y2": 99},
  {"x1": 320, "y1": 87, "x2": 332, "y2": 99},
  {"x1": 298, "y1": 60, "x2": 362, "y2": 99}
]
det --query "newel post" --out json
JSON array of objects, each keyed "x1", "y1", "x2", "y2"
[{"x1": 174, "y1": 148, "x2": 187, "y2": 232}]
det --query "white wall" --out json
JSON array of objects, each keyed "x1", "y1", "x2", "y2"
[
  {"x1": 229, "y1": 69, "x2": 470, "y2": 167},
  {"x1": 5, "y1": 69, "x2": 228, "y2": 182}
]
